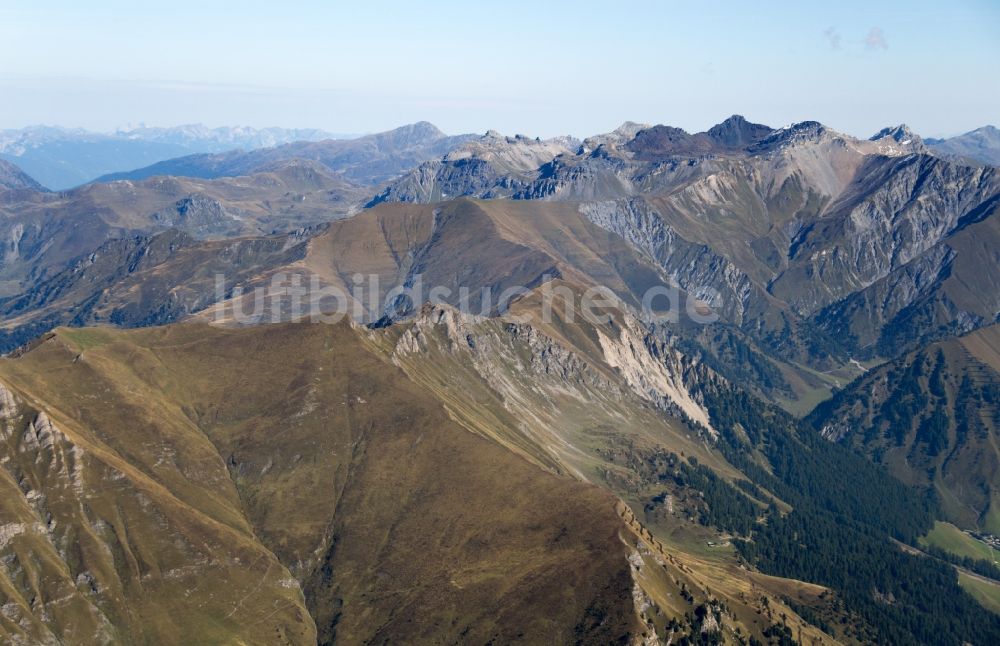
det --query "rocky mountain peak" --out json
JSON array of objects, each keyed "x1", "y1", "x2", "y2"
[
  {"x1": 870, "y1": 124, "x2": 919, "y2": 144},
  {"x1": 372, "y1": 121, "x2": 449, "y2": 149},
  {"x1": 613, "y1": 121, "x2": 652, "y2": 136},
  {"x1": 402, "y1": 121, "x2": 446, "y2": 138},
  {"x1": 580, "y1": 121, "x2": 652, "y2": 153},
  {"x1": 745, "y1": 120, "x2": 833, "y2": 154},
  {"x1": 706, "y1": 114, "x2": 773, "y2": 148},
  {"x1": 627, "y1": 116, "x2": 775, "y2": 159},
  {"x1": 869, "y1": 124, "x2": 926, "y2": 156},
  {"x1": 441, "y1": 131, "x2": 578, "y2": 173},
  {"x1": 626, "y1": 125, "x2": 713, "y2": 158}
]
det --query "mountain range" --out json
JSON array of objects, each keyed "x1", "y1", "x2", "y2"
[
  {"x1": 0, "y1": 124, "x2": 349, "y2": 190},
  {"x1": 1, "y1": 115, "x2": 1000, "y2": 644},
  {"x1": 926, "y1": 126, "x2": 1000, "y2": 167},
  {"x1": 96, "y1": 121, "x2": 478, "y2": 185}
]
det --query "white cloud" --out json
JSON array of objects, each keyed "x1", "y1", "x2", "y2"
[
  {"x1": 865, "y1": 27, "x2": 888, "y2": 51},
  {"x1": 823, "y1": 27, "x2": 841, "y2": 50}
]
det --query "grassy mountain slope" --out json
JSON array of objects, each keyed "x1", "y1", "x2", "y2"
[
  {"x1": 809, "y1": 325, "x2": 1000, "y2": 531},
  {"x1": 3, "y1": 296, "x2": 999, "y2": 642},
  {"x1": 0, "y1": 322, "x2": 648, "y2": 644}
]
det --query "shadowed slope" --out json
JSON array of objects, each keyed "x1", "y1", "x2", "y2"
[{"x1": 809, "y1": 325, "x2": 1000, "y2": 531}]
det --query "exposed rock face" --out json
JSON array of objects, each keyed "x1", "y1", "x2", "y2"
[
  {"x1": 151, "y1": 195, "x2": 243, "y2": 236},
  {"x1": 771, "y1": 155, "x2": 1000, "y2": 314},
  {"x1": 870, "y1": 123, "x2": 926, "y2": 153},
  {"x1": 580, "y1": 199, "x2": 760, "y2": 326},
  {"x1": 0, "y1": 382, "x2": 17, "y2": 420},
  {"x1": 581, "y1": 121, "x2": 650, "y2": 152},
  {"x1": 367, "y1": 131, "x2": 578, "y2": 205},
  {"x1": 388, "y1": 299, "x2": 716, "y2": 462},
  {"x1": 814, "y1": 243, "x2": 965, "y2": 355},
  {"x1": 594, "y1": 322, "x2": 714, "y2": 433}
]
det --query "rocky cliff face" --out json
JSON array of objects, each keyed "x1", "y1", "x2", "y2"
[
  {"x1": 373, "y1": 291, "x2": 727, "y2": 503},
  {"x1": 771, "y1": 154, "x2": 1000, "y2": 314},
  {"x1": 580, "y1": 199, "x2": 761, "y2": 327},
  {"x1": 367, "y1": 131, "x2": 578, "y2": 205}
]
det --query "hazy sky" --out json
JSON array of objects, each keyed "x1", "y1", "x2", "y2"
[{"x1": 1, "y1": 1, "x2": 998, "y2": 138}]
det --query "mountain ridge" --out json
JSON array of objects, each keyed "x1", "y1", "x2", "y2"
[
  {"x1": 927, "y1": 125, "x2": 1000, "y2": 166},
  {"x1": 97, "y1": 122, "x2": 477, "y2": 186},
  {"x1": 0, "y1": 123, "x2": 349, "y2": 190},
  {"x1": 0, "y1": 159, "x2": 46, "y2": 192}
]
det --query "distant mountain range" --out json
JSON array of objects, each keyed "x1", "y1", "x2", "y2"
[
  {"x1": 97, "y1": 121, "x2": 477, "y2": 185},
  {"x1": 5, "y1": 119, "x2": 996, "y2": 192},
  {"x1": 927, "y1": 125, "x2": 1000, "y2": 167},
  {"x1": 0, "y1": 124, "x2": 349, "y2": 189}
]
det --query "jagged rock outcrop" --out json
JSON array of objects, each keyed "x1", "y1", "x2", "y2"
[
  {"x1": 387, "y1": 299, "x2": 716, "y2": 458},
  {"x1": 367, "y1": 131, "x2": 578, "y2": 205},
  {"x1": 771, "y1": 155, "x2": 1000, "y2": 314},
  {"x1": 151, "y1": 194, "x2": 243, "y2": 237}
]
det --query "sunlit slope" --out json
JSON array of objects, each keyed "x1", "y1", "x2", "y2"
[
  {"x1": 0, "y1": 318, "x2": 852, "y2": 644},
  {"x1": 0, "y1": 323, "x2": 645, "y2": 644},
  {"x1": 0, "y1": 331, "x2": 314, "y2": 645}
]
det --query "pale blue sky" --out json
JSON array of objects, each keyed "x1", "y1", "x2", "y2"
[{"x1": 1, "y1": 1, "x2": 997, "y2": 138}]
